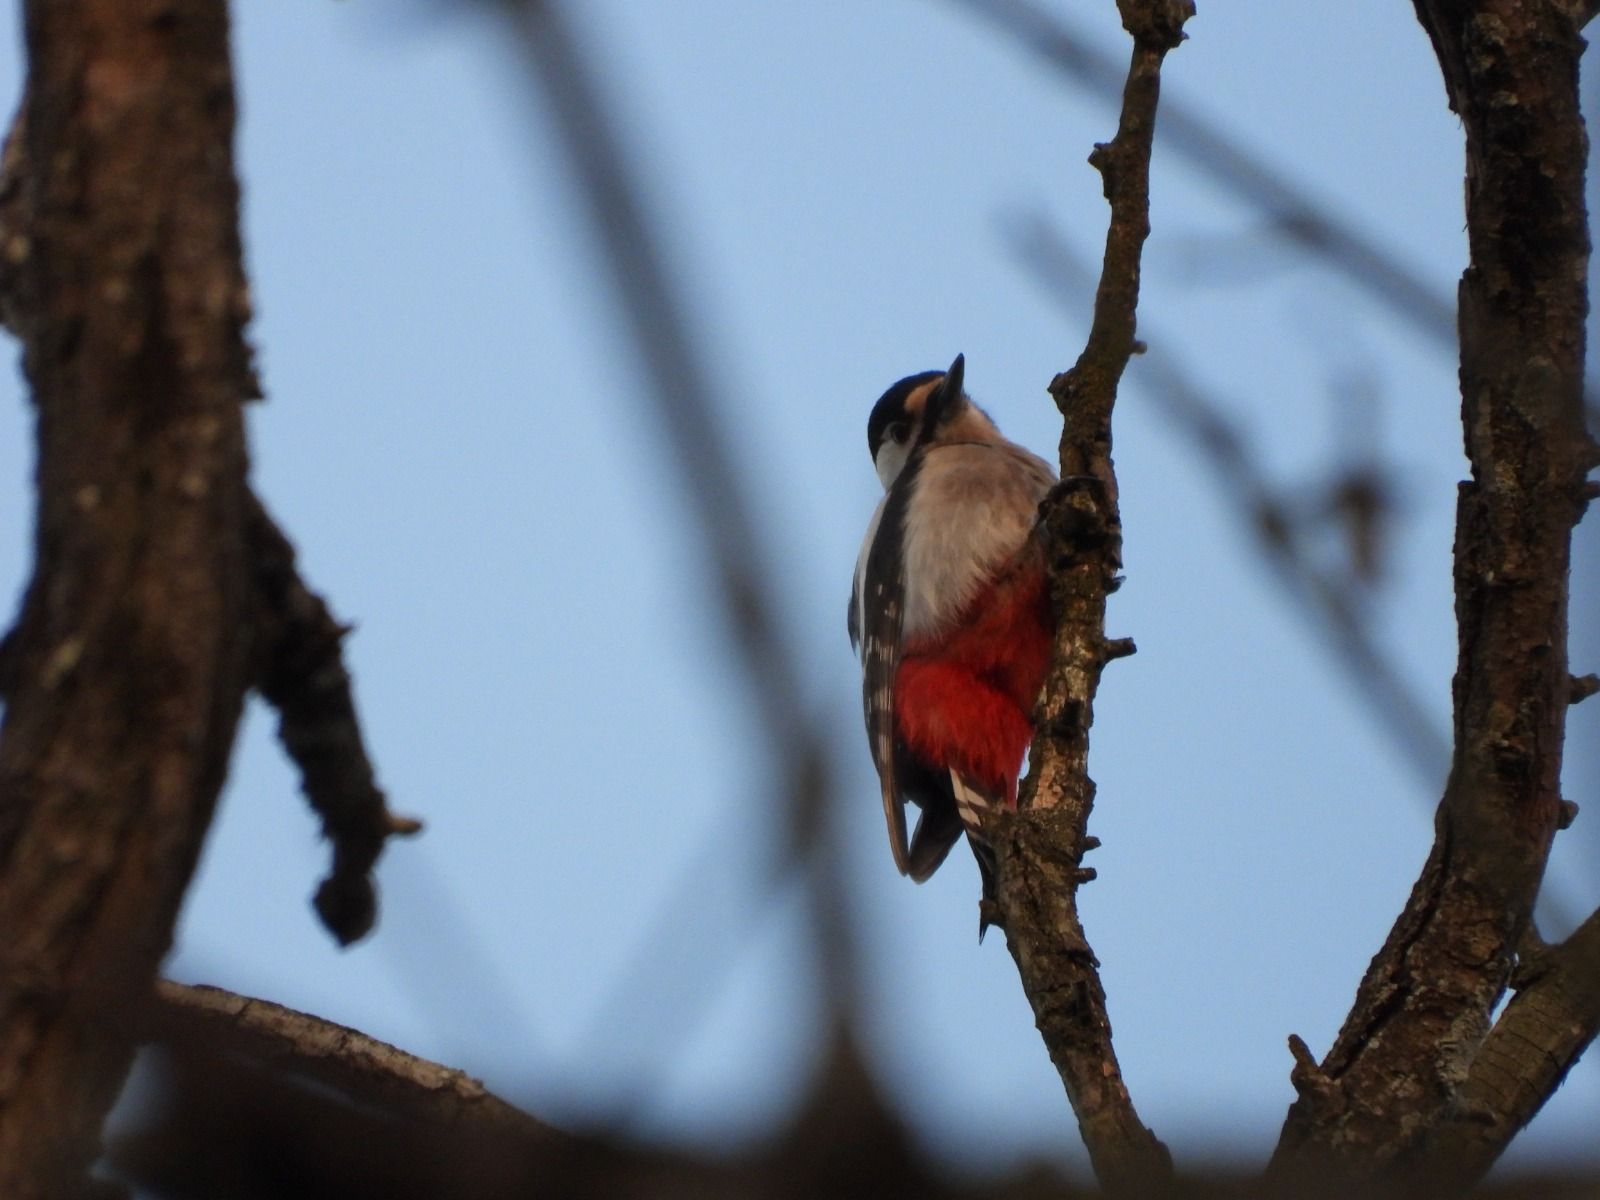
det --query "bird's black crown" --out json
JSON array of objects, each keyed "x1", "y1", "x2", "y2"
[{"x1": 867, "y1": 370, "x2": 944, "y2": 459}]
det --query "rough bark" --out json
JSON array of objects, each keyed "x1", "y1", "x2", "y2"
[
  {"x1": 117, "y1": 984, "x2": 1073, "y2": 1200},
  {"x1": 0, "y1": 3, "x2": 255, "y2": 1193},
  {"x1": 0, "y1": 4, "x2": 412, "y2": 1193},
  {"x1": 120, "y1": 987, "x2": 1600, "y2": 1198},
  {"x1": 1419, "y1": 908, "x2": 1600, "y2": 1188},
  {"x1": 115, "y1": 985, "x2": 1600, "y2": 1199},
  {"x1": 1269, "y1": 0, "x2": 1597, "y2": 1184},
  {"x1": 144, "y1": 982, "x2": 553, "y2": 1142},
  {"x1": 989, "y1": 1, "x2": 1190, "y2": 1194}
]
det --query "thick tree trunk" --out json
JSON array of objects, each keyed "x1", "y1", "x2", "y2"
[
  {"x1": 1270, "y1": 0, "x2": 1597, "y2": 1185},
  {"x1": 0, "y1": 2, "x2": 256, "y2": 1193}
]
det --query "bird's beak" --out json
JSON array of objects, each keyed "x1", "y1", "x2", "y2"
[
  {"x1": 922, "y1": 353, "x2": 965, "y2": 434},
  {"x1": 943, "y1": 353, "x2": 964, "y2": 399}
]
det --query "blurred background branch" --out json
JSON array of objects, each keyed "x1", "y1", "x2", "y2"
[
  {"x1": 489, "y1": 0, "x2": 863, "y2": 1103},
  {"x1": 1009, "y1": 215, "x2": 1449, "y2": 782},
  {"x1": 945, "y1": 0, "x2": 1452, "y2": 347},
  {"x1": 946, "y1": 0, "x2": 1600, "y2": 434}
]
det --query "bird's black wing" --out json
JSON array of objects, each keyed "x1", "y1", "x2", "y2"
[
  {"x1": 859, "y1": 467, "x2": 916, "y2": 875},
  {"x1": 858, "y1": 354, "x2": 965, "y2": 878}
]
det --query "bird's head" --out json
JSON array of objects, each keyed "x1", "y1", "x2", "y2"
[{"x1": 865, "y1": 354, "x2": 999, "y2": 489}]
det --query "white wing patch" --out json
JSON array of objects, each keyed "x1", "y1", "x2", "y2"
[
  {"x1": 850, "y1": 496, "x2": 886, "y2": 655},
  {"x1": 856, "y1": 467, "x2": 917, "y2": 875},
  {"x1": 949, "y1": 769, "x2": 993, "y2": 837}
]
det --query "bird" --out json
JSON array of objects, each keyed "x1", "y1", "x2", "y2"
[{"x1": 849, "y1": 355, "x2": 1057, "y2": 911}]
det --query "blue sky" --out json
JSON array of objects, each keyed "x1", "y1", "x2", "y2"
[{"x1": 1, "y1": 0, "x2": 1596, "y2": 1180}]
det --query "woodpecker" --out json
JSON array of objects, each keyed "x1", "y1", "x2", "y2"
[{"x1": 849, "y1": 355, "x2": 1056, "y2": 906}]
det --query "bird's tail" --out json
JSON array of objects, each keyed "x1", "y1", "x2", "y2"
[{"x1": 948, "y1": 770, "x2": 1002, "y2": 940}]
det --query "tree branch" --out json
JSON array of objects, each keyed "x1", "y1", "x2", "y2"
[
  {"x1": 120, "y1": 982, "x2": 1098, "y2": 1200},
  {"x1": 0, "y1": 3, "x2": 257, "y2": 1194},
  {"x1": 0, "y1": 5, "x2": 412, "y2": 1191},
  {"x1": 245, "y1": 494, "x2": 421, "y2": 946},
  {"x1": 121, "y1": 981, "x2": 585, "y2": 1200},
  {"x1": 1007, "y1": 215, "x2": 1452, "y2": 789},
  {"x1": 1270, "y1": 0, "x2": 1597, "y2": 1182},
  {"x1": 145, "y1": 981, "x2": 551, "y2": 1141},
  {"x1": 992, "y1": 2, "x2": 1189, "y2": 1193},
  {"x1": 948, "y1": 0, "x2": 1600, "y2": 439},
  {"x1": 1417, "y1": 907, "x2": 1600, "y2": 1189}
]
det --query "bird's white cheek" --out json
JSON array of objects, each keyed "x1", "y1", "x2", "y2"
[{"x1": 874, "y1": 441, "x2": 909, "y2": 489}]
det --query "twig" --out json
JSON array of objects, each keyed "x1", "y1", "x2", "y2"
[
  {"x1": 245, "y1": 492, "x2": 421, "y2": 946},
  {"x1": 992, "y1": 2, "x2": 1189, "y2": 1193}
]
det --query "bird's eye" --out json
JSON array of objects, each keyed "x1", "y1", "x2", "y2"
[{"x1": 888, "y1": 421, "x2": 909, "y2": 444}]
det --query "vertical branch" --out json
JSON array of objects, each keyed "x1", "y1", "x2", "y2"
[
  {"x1": 0, "y1": 1, "x2": 256, "y2": 1194},
  {"x1": 1270, "y1": 0, "x2": 1598, "y2": 1182},
  {"x1": 991, "y1": 1, "x2": 1190, "y2": 1193}
]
